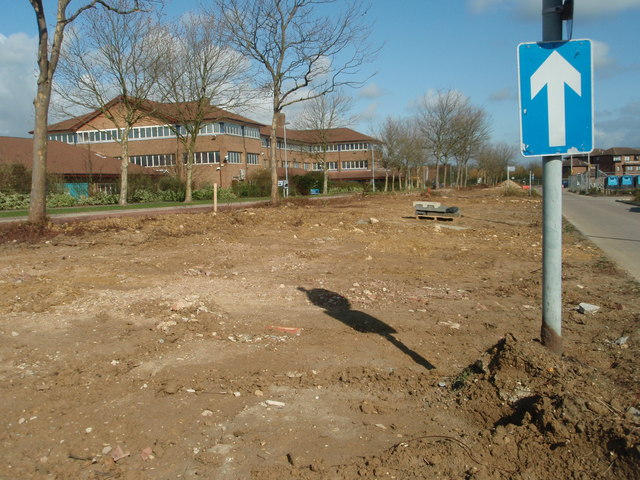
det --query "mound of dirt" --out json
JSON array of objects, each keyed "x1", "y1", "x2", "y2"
[{"x1": 258, "y1": 334, "x2": 639, "y2": 479}]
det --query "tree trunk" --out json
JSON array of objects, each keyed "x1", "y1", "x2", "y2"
[
  {"x1": 29, "y1": 83, "x2": 51, "y2": 224},
  {"x1": 184, "y1": 138, "x2": 196, "y2": 203},
  {"x1": 384, "y1": 171, "x2": 389, "y2": 192},
  {"x1": 322, "y1": 150, "x2": 328, "y2": 194},
  {"x1": 391, "y1": 172, "x2": 396, "y2": 192},
  {"x1": 323, "y1": 167, "x2": 328, "y2": 195},
  {"x1": 119, "y1": 132, "x2": 129, "y2": 206},
  {"x1": 434, "y1": 161, "x2": 440, "y2": 190},
  {"x1": 270, "y1": 113, "x2": 280, "y2": 204}
]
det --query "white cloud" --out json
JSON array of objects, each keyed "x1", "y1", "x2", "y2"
[
  {"x1": 595, "y1": 101, "x2": 640, "y2": 148},
  {"x1": 488, "y1": 87, "x2": 515, "y2": 102},
  {"x1": 0, "y1": 33, "x2": 37, "y2": 137},
  {"x1": 468, "y1": 0, "x2": 508, "y2": 14},
  {"x1": 592, "y1": 40, "x2": 614, "y2": 69},
  {"x1": 354, "y1": 102, "x2": 379, "y2": 123},
  {"x1": 358, "y1": 83, "x2": 384, "y2": 99}
]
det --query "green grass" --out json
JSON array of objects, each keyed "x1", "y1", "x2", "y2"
[{"x1": 0, "y1": 197, "x2": 269, "y2": 219}]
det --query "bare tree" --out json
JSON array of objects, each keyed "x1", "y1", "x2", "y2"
[
  {"x1": 54, "y1": 4, "x2": 165, "y2": 205},
  {"x1": 375, "y1": 116, "x2": 404, "y2": 192},
  {"x1": 157, "y1": 13, "x2": 249, "y2": 203},
  {"x1": 476, "y1": 143, "x2": 515, "y2": 185},
  {"x1": 216, "y1": 0, "x2": 375, "y2": 204},
  {"x1": 397, "y1": 119, "x2": 423, "y2": 191},
  {"x1": 27, "y1": 0, "x2": 147, "y2": 224},
  {"x1": 451, "y1": 105, "x2": 490, "y2": 188},
  {"x1": 417, "y1": 89, "x2": 466, "y2": 189},
  {"x1": 294, "y1": 92, "x2": 352, "y2": 194}
]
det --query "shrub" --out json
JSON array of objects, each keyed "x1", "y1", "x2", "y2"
[
  {"x1": 192, "y1": 184, "x2": 214, "y2": 200},
  {"x1": 129, "y1": 188, "x2": 159, "y2": 203},
  {"x1": 291, "y1": 171, "x2": 323, "y2": 195},
  {"x1": 0, "y1": 163, "x2": 31, "y2": 194},
  {"x1": 217, "y1": 188, "x2": 237, "y2": 202},
  {"x1": 81, "y1": 192, "x2": 119, "y2": 205},
  {"x1": 47, "y1": 193, "x2": 77, "y2": 207},
  {"x1": 231, "y1": 181, "x2": 265, "y2": 198},
  {"x1": 0, "y1": 192, "x2": 30, "y2": 210},
  {"x1": 159, "y1": 189, "x2": 185, "y2": 202},
  {"x1": 159, "y1": 175, "x2": 185, "y2": 193},
  {"x1": 246, "y1": 169, "x2": 272, "y2": 197},
  {"x1": 329, "y1": 181, "x2": 363, "y2": 194}
]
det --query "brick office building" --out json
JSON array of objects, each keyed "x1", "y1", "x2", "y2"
[{"x1": 46, "y1": 97, "x2": 382, "y2": 189}]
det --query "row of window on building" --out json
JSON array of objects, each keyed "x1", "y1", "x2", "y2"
[
  {"x1": 264, "y1": 139, "x2": 373, "y2": 153},
  {"x1": 126, "y1": 151, "x2": 369, "y2": 171},
  {"x1": 612, "y1": 155, "x2": 640, "y2": 163},
  {"x1": 48, "y1": 122, "x2": 261, "y2": 145},
  {"x1": 614, "y1": 165, "x2": 640, "y2": 172}
]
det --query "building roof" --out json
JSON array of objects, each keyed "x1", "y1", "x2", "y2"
[
  {"x1": 260, "y1": 126, "x2": 379, "y2": 145},
  {"x1": 600, "y1": 147, "x2": 640, "y2": 155},
  {"x1": 47, "y1": 95, "x2": 264, "y2": 133},
  {"x1": 562, "y1": 158, "x2": 588, "y2": 167},
  {"x1": 589, "y1": 147, "x2": 640, "y2": 156},
  {"x1": 0, "y1": 136, "x2": 152, "y2": 176}
]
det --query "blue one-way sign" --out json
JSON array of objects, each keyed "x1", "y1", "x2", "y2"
[{"x1": 518, "y1": 39, "x2": 593, "y2": 157}]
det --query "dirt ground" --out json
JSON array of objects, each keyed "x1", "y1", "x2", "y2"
[{"x1": 0, "y1": 189, "x2": 638, "y2": 480}]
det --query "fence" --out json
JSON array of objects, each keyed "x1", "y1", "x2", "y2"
[{"x1": 568, "y1": 173, "x2": 604, "y2": 192}]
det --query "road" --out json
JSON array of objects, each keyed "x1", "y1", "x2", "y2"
[{"x1": 562, "y1": 192, "x2": 640, "y2": 282}]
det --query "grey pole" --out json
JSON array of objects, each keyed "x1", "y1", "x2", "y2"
[
  {"x1": 283, "y1": 120, "x2": 289, "y2": 198},
  {"x1": 541, "y1": 0, "x2": 564, "y2": 354},
  {"x1": 371, "y1": 145, "x2": 376, "y2": 192}
]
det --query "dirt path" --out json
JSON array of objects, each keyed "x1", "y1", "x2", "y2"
[{"x1": 0, "y1": 190, "x2": 638, "y2": 479}]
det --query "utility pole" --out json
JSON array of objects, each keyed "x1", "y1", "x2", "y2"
[
  {"x1": 371, "y1": 144, "x2": 376, "y2": 192},
  {"x1": 540, "y1": 0, "x2": 566, "y2": 354}
]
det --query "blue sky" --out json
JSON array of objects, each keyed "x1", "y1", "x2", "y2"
[{"x1": 1, "y1": 0, "x2": 639, "y2": 158}]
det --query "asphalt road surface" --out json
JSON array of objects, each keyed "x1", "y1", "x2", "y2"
[{"x1": 562, "y1": 192, "x2": 640, "y2": 282}]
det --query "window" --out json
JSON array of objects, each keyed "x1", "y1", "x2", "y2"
[
  {"x1": 261, "y1": 137, "x2": 270, "y2": 147},
  {"x1": 313, "y1": 162, "x2": 338, "y2": 171},
  {"x1": 245, "y1": 126, "x2": 260, "y2": 139},
  {"x1": 303, "y1": 163, "x2": 310, "y2": 170},
  {"x1": 193, "y1": 151, "x2": 220, "y2": 164},
  {"x1": 224, "y1": 123, "x2": 242, "y2": 136},
  {"x1": 130, "y1": 153, "x2": 176, "y2": 167},
  {"x1": 342, "y1": 160, "x2": 368, "y2": 170},
  {"x1": 226, "y1": 151, "x2": 241, "y2": 164},
  {"x1": 247, "y1": 153, "x2": 259, "y2": 165}
]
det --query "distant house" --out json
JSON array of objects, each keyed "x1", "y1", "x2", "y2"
[
  {"x1": 567, "y1": 147, "x2": 640, "y2": 178},
  {"x1": 0, "y1": 135, "x2": 154, "y2": 196}
]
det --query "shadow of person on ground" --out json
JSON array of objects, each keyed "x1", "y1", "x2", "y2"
[{"x1": 298, "y1": 287, "x2": 435, "y2": 370}]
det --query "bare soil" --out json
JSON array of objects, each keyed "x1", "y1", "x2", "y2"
[{"x1": 0, "y1": 190, "x2": 638, "y2": 480}]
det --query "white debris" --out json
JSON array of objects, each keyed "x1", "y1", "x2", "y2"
[{"x1": 577, "y1": 302, "x2": 600, "y2": 314}]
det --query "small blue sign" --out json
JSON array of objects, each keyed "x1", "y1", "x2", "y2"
[{"x1": 518, "y1": 39, "x2": 593, "y2": 157}]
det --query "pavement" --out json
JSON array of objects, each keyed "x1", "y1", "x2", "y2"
[{"x1": 562, "y1": 191, "x2": 640, "y2": 283}]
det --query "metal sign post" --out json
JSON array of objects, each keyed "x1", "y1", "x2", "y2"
[
  {"x1": 517, "y1": 0, "x2": 591, "y2": 354},
  {"x1": 540, "y1": 0, "x2": 564, "y2": 354}
]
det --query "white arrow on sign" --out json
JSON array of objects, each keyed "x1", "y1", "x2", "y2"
[{"x1": 530, "y1": 50, "x2": 581, "y2": 147}]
